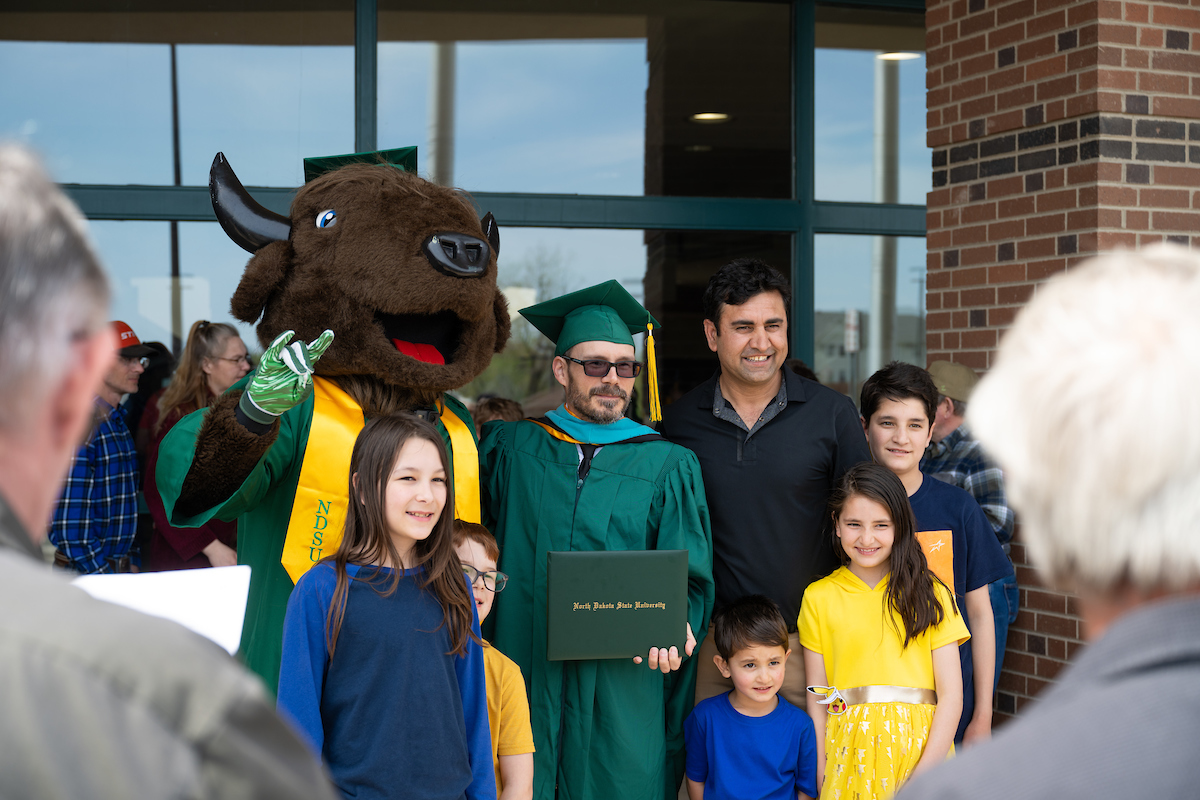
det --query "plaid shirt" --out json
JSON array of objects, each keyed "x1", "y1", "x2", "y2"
[
  {"x1": 921, "y1": 422, "x2": 1015, "y2": 545},
  {"x1": 49, "y1": 399, "x2": 140, "y2": 573}
]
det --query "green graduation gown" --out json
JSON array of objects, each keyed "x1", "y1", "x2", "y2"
[
  {"x1": 479, "y1": 418, "x2": 715, "y2": 800},
  {"x1": 156, "y1": 383, "x2": 475, "y2": 695}
]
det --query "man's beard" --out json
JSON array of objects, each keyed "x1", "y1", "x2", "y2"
[{"x1": 566, "y1": 380, "x2": 629, "y2": 424}]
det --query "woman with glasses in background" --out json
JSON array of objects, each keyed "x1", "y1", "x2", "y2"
[{"x1": 144, "y1": 320, "x2": 252, "y2": 570}]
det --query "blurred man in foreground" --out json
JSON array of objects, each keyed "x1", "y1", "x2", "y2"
[{"x1": 900, "y1": 246, "x2": 1200, "y2": 799}]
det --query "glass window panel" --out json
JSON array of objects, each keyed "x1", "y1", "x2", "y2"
[
  {"x1": 0, "y1": 42, "x2": 173, "y2": 185},
  {"x1": 177, "y1": 45, "x2": 354, "y2": 187},
  {"x1": 380, "y1": 39, "x2": 647, "y2": 195},
  {"x1": 378, "y1": 0, "x2": 791, "y2": 199},
  {"x1": 378, "y1": 41, "x2": 433, "y2": 166},
  {"x1": 814, "y1": 7, "x2": 928, "y2": 205},
  {"x1": 814, "y1": 234, "x2": 926, "y2": 400},
  {"x1": 453, "y1": 41, "x2": 648, "y2": 195},
  {"x1": 87, "y1": 221, "x2": 259, "y2": 356},
  {"x1": 88, "y1": 221, "x2": 171, "y2": 344},
  {"x1": 0, "y1": 3, "x2": 353, "y2": 188},
  {"x1": 499, "y1": 228, "x2": 648, "y2": 300},
  {"x1": 179, "y1": 223, "x2": 268, "y2": 351}
]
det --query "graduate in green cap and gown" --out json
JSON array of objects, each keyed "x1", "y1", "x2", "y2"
[{"x1": 479, "y1": 280, "x2": 715, "y2": 800}]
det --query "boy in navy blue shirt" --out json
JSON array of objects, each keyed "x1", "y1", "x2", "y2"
[
  {"x1": 859, "y1": 362, "x2": 1013, "y2": 745},
  {"x1": 685, "y1": 595, "x2": 817, "y2": 800}
]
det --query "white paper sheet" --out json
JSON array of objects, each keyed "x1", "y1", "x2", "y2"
[{"x1": 72, "y1": 565, "x2": 251, "y2": 655}]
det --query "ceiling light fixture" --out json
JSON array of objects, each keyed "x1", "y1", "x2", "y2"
[
  {"x1": 689, "y1": 112, "x2": 732, "y2": 124},
  {"x1": 877, "y1": 52, "x2": 921, "y2": 61}
]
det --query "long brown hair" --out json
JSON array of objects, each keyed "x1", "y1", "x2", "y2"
[
  {"x1": 325, "y1": 413, "x2": 477, "y2": 659},
  {"x1": 829, "y1": 463, "x2": 954, "y2": 648},
  {"x1": 155, "y1": 319, "x2": 240, "y2": 432}
]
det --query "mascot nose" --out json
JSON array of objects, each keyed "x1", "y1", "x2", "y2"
[{"x1": 422, "y1": 232, "x2": 490, "y2": 278}]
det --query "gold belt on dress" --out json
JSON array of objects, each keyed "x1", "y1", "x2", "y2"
[{"x1": 806, "y1": 684, "x2": 938, "y2": 715}]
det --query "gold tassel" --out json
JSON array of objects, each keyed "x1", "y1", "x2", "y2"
[{"x1": 646, "y1": 322, "x2": 662, "y2": 423}]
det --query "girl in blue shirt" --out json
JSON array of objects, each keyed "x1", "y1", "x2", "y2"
[{"x1": 279, "y1": 414, "x2": 494, "y2": 800}]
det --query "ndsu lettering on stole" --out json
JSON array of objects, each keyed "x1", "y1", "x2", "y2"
[
  {"x1": 310, "y1": 498, "x2": 332, "y2": 562},
  {"x1": 280, "y1": 377, "x2": 361, "y2": 584}
]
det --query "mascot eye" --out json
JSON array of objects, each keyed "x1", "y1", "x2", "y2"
[{"x1": 315, "y1": 209, "x2": 337, "y2": 228}]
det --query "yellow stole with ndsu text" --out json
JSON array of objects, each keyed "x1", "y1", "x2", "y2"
[{"x1": 280, "y1": 377, "x2": 481, "y2": 584}]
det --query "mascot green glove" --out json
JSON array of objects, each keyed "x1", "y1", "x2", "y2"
[{"x1": 239, "y1": 329, "x2": 335, "y2": 424}]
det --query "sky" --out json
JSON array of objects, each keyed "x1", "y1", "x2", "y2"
[{"x1": 1, "y1": 36, "x2": 928, "y2": 351}]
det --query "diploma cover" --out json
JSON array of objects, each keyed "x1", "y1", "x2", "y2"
[{"x1": 546, "y1": 549, "x2": 687, "y2": 661}]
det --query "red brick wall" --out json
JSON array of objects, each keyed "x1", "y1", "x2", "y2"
[
  {"x1": 924, "y1": 0, "x2": 1200, "y2": 723},
  {"x1": 994, "y1": 537, "x2": 1083, "y2": 720}
]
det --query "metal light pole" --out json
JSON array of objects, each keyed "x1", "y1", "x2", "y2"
[
  {"x1": 867, "y1": 53, "x2": 899, "y2": 374},
  {"x1": 169, "y1": 43, "x2": 183, "y2": 358},
  {"x1": 428, "y1": 42, "x2": 456, "y2": 186}
]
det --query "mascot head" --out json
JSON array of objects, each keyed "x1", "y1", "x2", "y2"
[{"x1": 210, "y1": 152, "x2": 510, "y2": 408}]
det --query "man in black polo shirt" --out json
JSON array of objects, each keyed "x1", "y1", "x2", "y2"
[{"x1": 661, "y1": 258, "x2": 869, "y2": 708}]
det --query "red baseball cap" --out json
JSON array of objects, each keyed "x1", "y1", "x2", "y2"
[{"x1": 111, "y1": 321, "x2": 155, "y2": 358}]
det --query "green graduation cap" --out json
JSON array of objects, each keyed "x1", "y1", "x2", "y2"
[
  {"x1": 520, "y1": 280, "x2": 664, "y2": 420},
  {"x1": 520, "y1": 280, "x2": 659, "y2": 356},
  {"x1": 302, "y1": 146, "x2": 418, "y2": 183}
]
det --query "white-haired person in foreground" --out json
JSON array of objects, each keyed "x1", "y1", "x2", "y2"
[
  {"x1": 899, "y1": 244, "x2": 1200, "y2": 799},
  {"x1": 0, "y1": 143, "x2": 337, "y2": 799}
]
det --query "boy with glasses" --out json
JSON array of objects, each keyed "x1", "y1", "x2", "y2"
[{"x1": 454, "y1": 520, "x2": 535, "y2": 800}]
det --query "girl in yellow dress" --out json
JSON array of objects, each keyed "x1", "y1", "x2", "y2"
[{"x1": 799, "y1": 463, "x2": 970, "y2": 799}]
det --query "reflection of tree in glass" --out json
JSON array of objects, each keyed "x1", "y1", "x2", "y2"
[{"x1": 459, "y1": 245, "x2": 579, "y2": 405}]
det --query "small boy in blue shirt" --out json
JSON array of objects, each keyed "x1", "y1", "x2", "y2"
[{"x1": 685, "y1": 595, "x2": 817, "y2": 800}]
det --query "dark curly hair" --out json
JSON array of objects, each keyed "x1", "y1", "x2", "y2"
[{"x1": 701, "y1": 258, "x2": 791, "y2": 326}]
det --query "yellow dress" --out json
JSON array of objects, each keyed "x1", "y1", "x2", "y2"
[{"x1": 798, "y1": 567, "x2": 970, "y2": 800}]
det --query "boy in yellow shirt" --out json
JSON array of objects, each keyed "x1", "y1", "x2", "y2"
[{"x1": 454, "y1": 521, "x2": 535, "y2": 800}]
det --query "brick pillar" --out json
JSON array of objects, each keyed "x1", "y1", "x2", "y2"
[{"x1": 924, "y1": 0, "x2": 1200, "y2": 723}]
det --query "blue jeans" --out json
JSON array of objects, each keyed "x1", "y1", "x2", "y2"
[{"x1": 989, "y1": 571, "x2": 1020, "y2": 693}]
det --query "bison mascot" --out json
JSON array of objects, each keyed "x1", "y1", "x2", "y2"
[{"x1": 157, "y1": 151, "x2": 510, "y2": 692}]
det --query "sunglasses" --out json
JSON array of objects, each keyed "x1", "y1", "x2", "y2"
[{"x1": 562, "y1": 356, "x2": 643, "y2": 379}]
